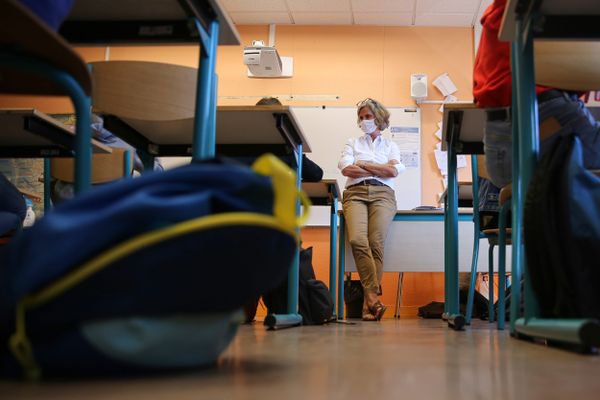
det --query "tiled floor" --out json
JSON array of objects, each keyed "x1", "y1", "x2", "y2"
[{"x1": 1, "y1": 318, "x2": 600, "y2": 399}]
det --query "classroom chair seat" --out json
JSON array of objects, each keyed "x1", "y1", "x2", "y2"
[{"x1": 90, "y1": 61, "x2": 197, "y2": 122}]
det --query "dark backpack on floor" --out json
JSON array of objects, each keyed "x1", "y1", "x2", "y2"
[
  {"x1": 263, "y1": 247, "x2": 334, "y2": 325},
  {"x1": 418, "y1": 289, "x2": 489, "y2": 320},
  {"x1": 525, "y1": 134, "x2": 600, "y2": 319}
]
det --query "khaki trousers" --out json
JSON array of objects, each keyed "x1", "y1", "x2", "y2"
[{"x1": 342, "y1": 185, "x2": 396, "y2": 293}]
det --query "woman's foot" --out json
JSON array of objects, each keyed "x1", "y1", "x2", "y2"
[
  {"x1": 362, "y1": 300, "x2": 377, "y2": 321},
  {"x1": 362, "y1": 312, "x2": 377, "y2": 321},
  {"x1": 369, "y1": 301, "x2": 387, "y2": 321}
]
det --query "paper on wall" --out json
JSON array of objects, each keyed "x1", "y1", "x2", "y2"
[
  {"x1": 433, "y1": 73, "x2": 458, "y2": 97},
  {"x1": 435, "y1": 142, "x2": 442, "y2": 150},
  {"x1": 444, "y1": 94, "x2": 458, "y2": 103},
  {"x1": 390, "y1": 126, "x2": 420, "y2": 169},
  {"x1": 433, "y1": 120, "x2": 443, "y2": 140},
  {"x1": 434, "y1": 150, "x2": 465, "y2": 173},
  {"x1": 434, "y1": 149, "x2": 447, "y2": 175}
]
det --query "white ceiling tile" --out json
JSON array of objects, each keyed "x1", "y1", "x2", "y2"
[
  {"x1": 229, "y1": 12, "x2": 293, "y2": 24},
  {"x1": 351, "y1": 0, "x2": 415, "y2": 13},
  {"x1": 292, "y1": 12, "x2": 353, "y2": 25},
  {"x1": 354, "y1": 13, "x2": 413, "y2": 26},
  {"x1": 417, "y1": 0, "x2": 480, "y2": 14},
  {"x1": 415, "y1": 13, "x2": 474, "y2": 26},
  {"x1": 220, "y1": 0, "x2": 288, "y2": 12},
  {"x1": 285, "y1": 0, "x2": 351, "y2": 13}
]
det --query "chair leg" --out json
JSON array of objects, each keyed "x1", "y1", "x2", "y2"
[
  {"x1": 488, "y1": 244, "x2": 495, "y2": 323},
  {"x1": 465, "y1": 233, "x2": 481, "y2": 324},
  {"x1": 394, "y1": 272, "x2": 404, "y2": 319},
  {"x1": 497, "y1": 201, "x2": 510, "y2": 330}
]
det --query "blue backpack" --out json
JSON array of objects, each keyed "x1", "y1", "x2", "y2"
[
  {"x1": 525, "y1": 134, "x2": 600, "y2": 319},
  {"x1": 0, "y1": 155, "x2": 308, "y2": 379}
]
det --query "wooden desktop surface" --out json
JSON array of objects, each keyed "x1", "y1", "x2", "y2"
[
  {"x1": 110, "y1": 106, "x2": 312, "y2": 151},
  {"x1": 302, "y1": 179, "x2": 340, "y2": 202},
  {"x1": 0, "y1": 109, "x2": 112, "y2": 154},
  {"x1": 64, "y1": 0, "x2": 240, "y2": 45}
]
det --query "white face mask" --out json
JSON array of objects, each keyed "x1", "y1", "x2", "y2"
[{"x1": 360, "y1": 119, "x2": 377, "y2": 134}]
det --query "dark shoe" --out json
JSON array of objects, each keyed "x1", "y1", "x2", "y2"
[{"x1": 370, "y1": 301, "x2": 387, "y2": 321}]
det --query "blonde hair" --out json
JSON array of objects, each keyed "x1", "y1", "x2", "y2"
[{"x1": 356, "y1": 98, "x2": 390, "y2": 131}]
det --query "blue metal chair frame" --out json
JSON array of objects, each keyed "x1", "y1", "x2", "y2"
[{"x1": 465, "y1": 155, "x2": 511, "y2": 329}]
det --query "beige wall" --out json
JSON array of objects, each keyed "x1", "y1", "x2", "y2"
[{"x1": 217, "y1": 26, "x2": 475, "y2": 204}]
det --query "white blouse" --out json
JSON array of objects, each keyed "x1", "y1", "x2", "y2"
[{"x1": 338, "y1": 134, "x2": 406, "y2": 188}]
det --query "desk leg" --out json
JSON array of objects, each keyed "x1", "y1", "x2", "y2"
[
  {"x1": 329, "y1": 195, "x2": 338, "y2": 318},
  {"x1": 446, "y1": 128, "x2": 465, "y2": 330},
  {"x1": 192, "y1": 19, "x2": 219, "y2": 161},
  {"x1": 338, "y1": 214, "x2": 346, "y2": 319},
  {"x1": 205, "y1": 74, "x2": 218, "y2": 158},
  {"x1": 443, "y1": 199, "x2": 449, "y2": 320},
  {"x1": 264, "y1": 143, "x2": 303, "y2": 329}
]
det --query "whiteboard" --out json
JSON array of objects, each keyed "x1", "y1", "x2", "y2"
[{"x1": 291, "y1": 106, "x2": 421, "y2": 226}]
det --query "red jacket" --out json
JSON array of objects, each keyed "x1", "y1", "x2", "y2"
[{"x1": 473, "y1": 0, "x2": 548, "y2": 107}]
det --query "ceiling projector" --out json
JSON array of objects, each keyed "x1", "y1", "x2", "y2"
[{"x1": 243, "y1": 40, "x2": 293, "y2": 78}]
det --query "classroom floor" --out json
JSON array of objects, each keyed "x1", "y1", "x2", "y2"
[{"x1": 1, "y1": 318, "x2": 600, "y2": 400}]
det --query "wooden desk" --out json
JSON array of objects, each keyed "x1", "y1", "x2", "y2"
[
  {"x1": 499, "y1": 0, "x2": 600, "y2": 346},
  {"x1": 0, "y1": 109, "x2": 111, "y2": 157},
  {"x1": 441, "y1": 103, "x2": 483, "y2": 153},
  {"x1": 103, "y1": 105, "x2": 312, "y2": 155},
  {"x1": 61, "y1": 0, "x2": 240, "y2": 46},
  {"x1": 499, "y1": 0, "x2": 600, "y2": 91},
  {"x1": 442, "y1": 104, "x2": 487, "y2": 329},
  {"x1": 0, "y1": 0, "x2": 94, "y2": 193},
  {"x1": 302, "y1": 179, "x2": 341, "y2": 317},
  {"x1": 341, "y1": 210, "x2": 504, "y2": 272},
  {"x1": 337, "y1": 209, "x2": 512, "y2": 319},
  {"x1": 60, "y1": 0, "x2": 240, "y2": 162}
]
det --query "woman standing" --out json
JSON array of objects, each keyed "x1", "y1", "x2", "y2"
[{"x1": 338, "y1": 98, "x2": 405, "y2": 321}]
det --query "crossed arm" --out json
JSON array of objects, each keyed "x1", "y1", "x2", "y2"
[{"x1": 341, "y1": 160, "x2": 400, "y2": 178}]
